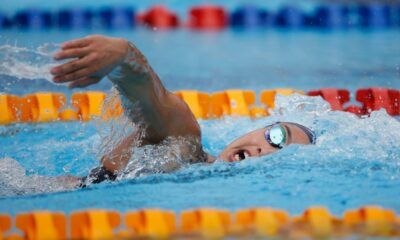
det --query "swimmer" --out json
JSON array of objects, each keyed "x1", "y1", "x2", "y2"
[{"x1": 50, "y1": 35, "x2": 316, "y2": 186}]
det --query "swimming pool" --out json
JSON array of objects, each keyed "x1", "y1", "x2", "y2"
[
  {"x1": 1, "y1": 29, "x2": 400, "y2": 95},
  {"x1": 1, "y1": 3, "x2": 400, "y2": 233},
  {"x1": 0, "y1": 92, "x2": 399, "y2": 216}
]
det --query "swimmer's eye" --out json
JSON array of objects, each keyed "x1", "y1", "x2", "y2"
[
  {"x1": 234, "y1": 150, "x2": 250, "y2": 161},
  {"x1": 264, "y1": 124, "x2": 287, "y2": 149}
]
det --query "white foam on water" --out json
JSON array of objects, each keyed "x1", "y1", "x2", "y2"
[
  {"x1": 0, "y1": 44, "x2": 66, "y2": 83},
  {"x1": 0, "y1": 91, "x2": 399, "y2": 196},
  {"x1": 92, "y1": 89, "x2": 196, "y2": 180},
  {"x1": 0, "y1": 157, "x2": 78, "y2": 196}
]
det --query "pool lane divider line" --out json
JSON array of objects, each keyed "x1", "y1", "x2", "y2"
[
  {"x1": 0, "y1": 206, "x2": 400, "y2": 239},
  {"x1": 1, "y1": 3, "x2": 399, "y2": 30},
  {"x1": 0, "y1": 88, "x2": 399, "y2": 125}
]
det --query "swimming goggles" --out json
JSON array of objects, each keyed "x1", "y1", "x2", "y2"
[
  {"x1": 264, "y1": 122, "x2": 316, "y2": 149},
  {"x1": 264, "y1": 123, "x2": 287, "y2": 149}
]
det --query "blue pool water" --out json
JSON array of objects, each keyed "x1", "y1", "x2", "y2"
[
  {"x1": 0, "y1": 94, "x2": 400, "y2": 216},
  {"x1": 0, "y1": 27, "x2": 400, "y2": 216},
  {"x1": 1, "y1": 29, "x2": 400, "y2": 95}
]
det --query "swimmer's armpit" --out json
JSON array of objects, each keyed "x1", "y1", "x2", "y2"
[{"x1": 79, "y1": 166, "x2": 118, "y2": 188}]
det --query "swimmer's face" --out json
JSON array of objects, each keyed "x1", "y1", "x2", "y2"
[{"x1": 218, "y1": 122, "x2": 314, "y2": 162}]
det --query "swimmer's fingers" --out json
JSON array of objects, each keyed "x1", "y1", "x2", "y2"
[
  {"x1": 68, "y1": 77, "x2": 100, "y2": 89},
  {"x1": 51, "y1": 55, "x2": 92, "y2": 76},
  {"x1": 53, "y1": 66, "x2": 96, "y2": 83},
  {"x1": 61, "y1": 38, "x2": 91, "y2": 50},
  {"x1": 53, "y1": 47, "x2": 90, "y2": 61}
]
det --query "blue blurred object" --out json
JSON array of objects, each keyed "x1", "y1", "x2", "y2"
[
  {"x1": 274, "y1": 6, "x2": 304, "y2": 28},
  {"x1": 358, "y1": 3, "x2": 391, "y2": 28},
  {"x1": 0, "y1": 12, "x2": 6, "y2": 29},
  {"x1": 313, "y1": 4, "x2": 350, "y2": 29},
  {"x1": 99, "y1": 7, "x2": 135, "y2": 29},
  {"x1": 58, "y1": 8, "x2": 93, "y2": 29},
  {"x1": 14, "y1": 9, "x2": 52, "y2": 29},
  {"x1": 230, "y1": 5, "x2": 270, "y2": 28},
  {"x1": 395, "y1": 4, "x2": 400, "y2": 27}
]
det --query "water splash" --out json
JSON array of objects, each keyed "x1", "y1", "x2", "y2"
[
  {"x1": 108, "y1": 94, "x2": 400, "y2": 187},
  {"x1": 116, "y1": 102, "x2": 400, "y2": 192},
  {"x1": 0, "y1": 94, "x2": 399, "y2": 197},
  {"x1": 0, "y1": 44, "x2": 64, "y2": 83},
  {"x1": 0, "y1": 157, "x2": 78, "y2": 196},
  {"x1": 94, "y1": 89, "x2": 198, "y2": 180}
]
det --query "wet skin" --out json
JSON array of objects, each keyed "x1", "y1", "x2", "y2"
[
  {"x1": 50, "y1": 35, "x2": 314, "y2": 179},
  {"x1": 217, "y1": 122, "x2": 312, "y2": 162}
]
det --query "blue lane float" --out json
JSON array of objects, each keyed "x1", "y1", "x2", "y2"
[
  {"x1": 396, "y1": 5, "x2": 399, "y2": 27},
  {"x1": 2, "y1": 4, "x2": 400, "y2": 30},
  {"x1": 274, "y1": 6, "x2": 305, "y2": 28},
  {"x1": 358, "y1": 3, "x2": 391, "y2": 28},
  {"x1": 0, "y1": 12, "x2": 8, "y2": 29},
  {"x1": 58, "y1": 8, "x2": 93, "y2": 29},
  {"x1": 14, "y1": 9, "x2": 52, "y2": 29},
  {"x1": 230, "y1": 5, "x2": 271, "y2": 28},
  {"x1": 313, "y1": 4, "x2": 350, "y2": 29},
  {"x1": 397, "y1": 4, "x2": 400, "y2": 27},
  {"x1": 99, "y1": 7, "x2": 135, "y2": 29}
]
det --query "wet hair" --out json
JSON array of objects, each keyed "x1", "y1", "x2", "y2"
[{"x1": 286, "y1": 122, "x2": 317, "y2": 144}]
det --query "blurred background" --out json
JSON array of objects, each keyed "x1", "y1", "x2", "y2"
[{"x1": 0, "y1": 0, "x2": 399, "y2": 95}]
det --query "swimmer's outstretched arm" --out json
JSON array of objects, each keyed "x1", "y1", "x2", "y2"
[{"x1": 51, "y1": 35, "x2": 203, "y2": 172}]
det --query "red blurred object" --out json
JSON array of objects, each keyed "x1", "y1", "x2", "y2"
[
  {"x1": 138, "y1": 5, "x2": 179, "y2": 29},
  {"x1": 388, "y1": 89, "x2": 400, "y2": 115},
  {"x1": 344, "y1": 105, "x2": 365, "y2": 116},
  {"x1": 308, "y1": 88, "x2": 350, "y2": 110},
  {"x1": 188, "y1": 5, "x2": 228, "y2": 30},
  {"x1": 356, "y1": 88, "x2": 400, "y2": 116}
]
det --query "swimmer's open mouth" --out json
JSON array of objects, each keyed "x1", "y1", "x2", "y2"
[{"x1": 229, "y1": 149, "x2": 250, "y2": 162}]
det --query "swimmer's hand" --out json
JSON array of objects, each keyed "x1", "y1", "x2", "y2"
[{"x1": 51, "y1": 35, "x2": 129, "y2": 88}]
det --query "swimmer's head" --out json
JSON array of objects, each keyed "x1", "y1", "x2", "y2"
[{"x1": 216, "y1": 122, "x2": 316, "y2": 162}]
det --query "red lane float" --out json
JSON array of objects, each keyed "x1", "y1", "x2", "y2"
[
  {"x1": 356, "y1": 88, "x2": 400, "y2": 116},
  {"x1": 308, "y1": 88, "x2": 350, "y2": 111},
  {"x1": 188, "y1": 5, "x2": 228, "y2": 30},
  {"x1": 138, "y1": 5, "x2": 179, "y2": 29},
  {"x1": 344, "y1": 105, "x2": 365, "y2": 116},
  {"x1": 307, "y1": 88, "x2": 367, "y2": 115}
]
